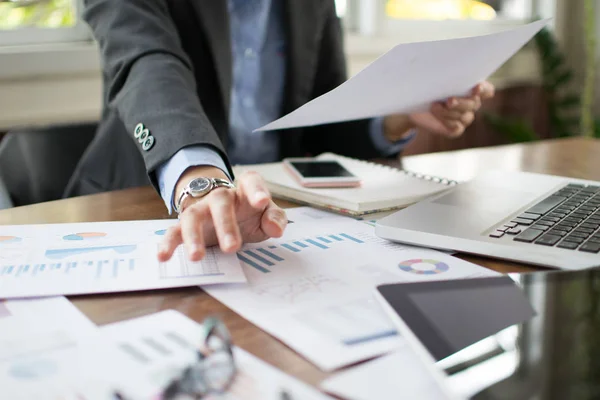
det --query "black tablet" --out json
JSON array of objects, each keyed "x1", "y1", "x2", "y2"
[{"x1": 375, "y1": 268, "x2": 600, "y2": 400}]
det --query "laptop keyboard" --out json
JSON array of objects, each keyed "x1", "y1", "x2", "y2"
[{"x1": 489, "y1": 183, "x2": 600, "y2": 253}]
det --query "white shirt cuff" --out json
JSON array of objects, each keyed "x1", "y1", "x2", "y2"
[{"x1": 156, "y1": 146, "x2": 231, "y2": 214}]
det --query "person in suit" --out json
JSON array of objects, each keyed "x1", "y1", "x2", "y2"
[{"x1": 68, "y1": 0, "x2": 494, "y2": 261}]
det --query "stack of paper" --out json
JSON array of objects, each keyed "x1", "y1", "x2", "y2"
[{"x1": 0, "y1": 300, "x2": 335, "y2": 400}]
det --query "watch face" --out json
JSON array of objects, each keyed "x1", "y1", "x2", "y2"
[{"x1": 189, "y1": 177, "x2": 212, "y2": 194}]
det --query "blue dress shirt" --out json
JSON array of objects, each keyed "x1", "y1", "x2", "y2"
[{"x1": 157, "y1": 0, "x2": 415, "y2": 213}]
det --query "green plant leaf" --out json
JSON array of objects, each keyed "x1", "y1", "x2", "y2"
[
  {"x1": 595, "y1": 119, "x2": 600, "y2": 138},
  {"x1": 544, "y1": 55, "x2": 565, "y2": 75},
  {"x1": 556, "y1": 94, "x2": 581, "y2": 109},
  {"x1": 484, "y1": 113, "x2": 538, "y2": 143},
  {"x1": 554, "y1": 70, "x2": 574, "y2": 87},
  {"x1": 562, "y1": 117, "x2": 581, "y2": 128}
]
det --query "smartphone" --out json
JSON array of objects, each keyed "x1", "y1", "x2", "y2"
[{"x1": 283, "y1": 158, "x2": 361, "y2": 188}]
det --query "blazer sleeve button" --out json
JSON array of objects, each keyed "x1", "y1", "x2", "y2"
[
  {"x1": 134, "y1": 123, "x2": 145, "y2": 138},
  {"x1": 142, "y1": 135, "x2": 155, "y2": 151}
]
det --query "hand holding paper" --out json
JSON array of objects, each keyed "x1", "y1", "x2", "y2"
[
  {"x1": 407, "y1": 81, "x2": 495, "y2": 138},
  {"x1": 256, "y1": 20, "x2": 548, "y2": 132}
]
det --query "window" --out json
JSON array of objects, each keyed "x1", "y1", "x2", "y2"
[
  {"x1": 0, "y1": 0, "x2": 91, "y2": 46},
  {"x1": 338, "y1": 0, "x2": 553, "y2": 81},
  {"x1": 384, "y1": 0, "x2": 532, "y2": 21},
  {"x1": 338, "y1": 0, "x2": 541, "y2": 38}
]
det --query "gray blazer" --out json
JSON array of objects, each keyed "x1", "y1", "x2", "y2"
[{"x1": 66, "y1": 0, "x2": 389, "y2": 197}]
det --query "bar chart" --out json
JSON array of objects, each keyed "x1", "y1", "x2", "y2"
[
  {"x1": 237, "y1": 232, "x2": 365, "y2": 273},
  {"x1": 0, "y1": 255, "x2": 229, "y2": 281},
  {"x1": 0, "y1": 259, "x2": 137, "y2": 279}
]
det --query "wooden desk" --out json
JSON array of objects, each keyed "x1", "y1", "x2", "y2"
[{"x1": 0, "y1": 137, "x2": 599, "y2": 388}]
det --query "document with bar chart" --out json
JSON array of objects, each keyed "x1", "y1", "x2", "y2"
[
  {"x1": 205, "y1": 210, "x2": 498, "y2": 371},
  {"x1": 98, "y1": 310, "x2": 334, "y2": 400},
  {"x1": 0, "y1": 220, "x2": 245, "y2": 299}
]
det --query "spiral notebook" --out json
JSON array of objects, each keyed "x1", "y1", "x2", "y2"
[{"x1": 234, "y1": 153, "x2": 458, "y2": 216}]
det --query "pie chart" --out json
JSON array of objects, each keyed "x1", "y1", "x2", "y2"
[
  {"x1": 63, "y1": 232, "x2": 107, "y2": 241},
  {"x1": 399, "y1": 259, "x2": 450, "y2": 275},
  {"x1": 0, "y1": 236, "x2": 21, "y2": 244}
]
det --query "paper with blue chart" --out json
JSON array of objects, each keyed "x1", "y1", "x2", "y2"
[
  {"x1": 0, "y1": 296, "x2": 117, "y2": 399},
  {"x1": 205, "y1": 208, "x2": 498, "y2": 371},
  {"x1": 0, "y1": 219, "x2": 245, "y2": 299}
]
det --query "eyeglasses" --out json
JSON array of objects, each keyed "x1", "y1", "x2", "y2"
[
  {"x1": 161, "y1": 317, "x2": 236, "y2": 399},
  {"x1": 115, "y1": 317, "x2": 237, "y2": 400}
]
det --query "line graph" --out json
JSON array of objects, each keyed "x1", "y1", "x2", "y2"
[{"x1": 250, "y1": 275, "x2": 346, "y2": 304}]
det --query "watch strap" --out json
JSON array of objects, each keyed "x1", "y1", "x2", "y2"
[
  {"x1": 212, "y1": 178, "x2": 235, "y2": 190},
  {"x1": 175, "y1": 177, "x2": 235, "y2": 214}
]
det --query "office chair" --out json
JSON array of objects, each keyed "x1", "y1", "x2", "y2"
[{"x1": 0, "y1": 123, "x2": 96, "y2": 207}]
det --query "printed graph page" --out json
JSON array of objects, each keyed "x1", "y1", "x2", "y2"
[
  {"x1": 205, "y1": 215, "x2": 498, "y2": 371},
  {"x1": 99, "y1": 310, "x2": 334, "y2": 400},
  {"x1": 0, "y1": 297, "x2": 117, "y2": 400},
  {"x1": 0, "y1": 220, "x2": 245, "y2": 299}
]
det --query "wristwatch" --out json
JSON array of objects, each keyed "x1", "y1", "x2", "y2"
[{"x1": 175, "y1": 177, "x2": 235, "y2": 214}]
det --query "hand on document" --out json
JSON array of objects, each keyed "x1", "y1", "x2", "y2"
[
  {"x1": 385, "y1": 81, "x2": 495, "y2": 141},
  {"x1": 159, "y1": 169, "x2": 288, "y2": 263}
]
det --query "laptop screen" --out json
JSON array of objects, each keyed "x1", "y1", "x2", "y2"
[{"x1": 377, "y1": 268, "x2": 600, "y2": 400}]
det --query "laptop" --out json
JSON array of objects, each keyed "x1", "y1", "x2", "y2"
[
  {"x1": 376, "y1": 170, "x2": 600, "y2": 269},
  {"x1": 375, "y1": 268, "x2": 600, "y2": 400}
]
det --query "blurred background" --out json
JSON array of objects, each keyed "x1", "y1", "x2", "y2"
[{"x1": 0, "y1": 0, "x2": 598, "y2": 206}]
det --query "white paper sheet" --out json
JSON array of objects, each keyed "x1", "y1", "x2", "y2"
[
  {"x1": 257, "y1": 19, "x2": 548, "y2": 131},
  {"x1": 0, "y1": 219, "x2": 245, "y2": 299},
  {"x1": 0, "y1": 296, "x2": 116, "y2": 400},
  {"x1": 205, "y1": 212, "x2": 498, "y2": 371},
  {"x1": 0, "y1": 299, "x2": 331, "y2": 399},
  {"x1": 321, "y1": 350, "x2": 459, "y2": 400},
  {"x1": 100, "y1": 310, "x2": 334, "y2": 400}
]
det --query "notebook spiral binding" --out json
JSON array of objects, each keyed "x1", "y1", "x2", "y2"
[
  {"x1": 326, "y1": 153, "x2": 459, "y2": 186},
  {"x1": 402, "y1": 170, "x2": 459, "y2": 186}
]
